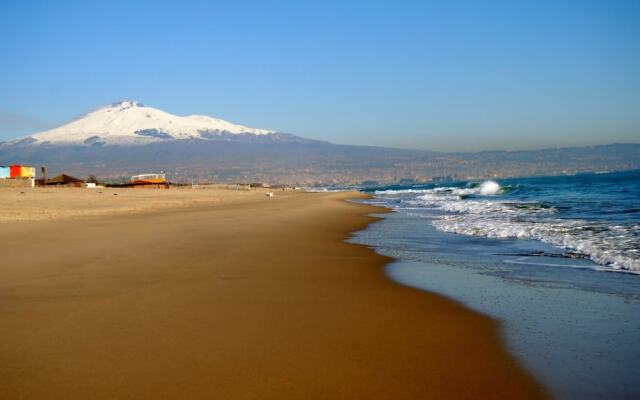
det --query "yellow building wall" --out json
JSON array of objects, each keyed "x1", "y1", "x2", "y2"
[{"x1": 19, "y1": 166, "x2": 35, "y2": 178}]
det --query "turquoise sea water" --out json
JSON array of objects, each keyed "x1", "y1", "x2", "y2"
[{"x1": 349, "y1": 170, "x2": 640, "y2": 399}]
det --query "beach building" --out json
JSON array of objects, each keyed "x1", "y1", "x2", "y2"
[
  {"x1": 103, "y1": 172, "x2": 169, "y2": 189},
  {"x1": 7, "y1": 164, "x2": 36, "y2": 178},
  {"x1": 41, "y1": 174, "x2": 86, "y2": 188},
  {"x1": 129, "y1": 173, "x2": 169, "y2": 188},
  {"x1": 0, "y1": 164, "x2": 36, "y2": 188}
]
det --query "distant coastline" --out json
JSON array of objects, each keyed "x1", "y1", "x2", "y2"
[{"x1": 2, "y1": 134, "x2": 638, "y2": 186}]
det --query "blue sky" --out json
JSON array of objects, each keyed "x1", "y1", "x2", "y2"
[{"x1": 0, "y1": 0, "x2": 638, "y2": 151}]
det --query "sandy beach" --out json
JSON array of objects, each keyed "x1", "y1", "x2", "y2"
[
  {"x1": 0, "y1": 189, "x2": 546, "y2": 399},
  {"x1": 0, "y1": 186, "x2": 269, "y2": 222}
]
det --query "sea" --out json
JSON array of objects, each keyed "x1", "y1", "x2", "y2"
[{"x1": 347, "y1": 170, "x2": 640, "y2": 399}]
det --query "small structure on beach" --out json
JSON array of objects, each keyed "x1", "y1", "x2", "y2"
[
  {"x1": 40, "y1": 174, "x2": 86, "y2": 188},
  {"x1": 0, "y1": 164, "x2": 36, "y2": 188},
  {"x1": 106, "y1": 173, "x2": 169, "y2": 189},
  {"x1": 129, "y1": 173, "x2": 169, "y2": 189},
  {"x1": 1, "y1": 164, "x2": 36, "y2": 179}
]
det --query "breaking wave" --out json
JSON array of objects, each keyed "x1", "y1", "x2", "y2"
[
  {"x1": 373, "y1": 180, "x2": 640, "y2": 274},
  {"x1": 479, "y1": 180, "x2": 500, "y2": 195},
  {"x1": 433, "y1": 216, "x2": 639, "y2": 273}
]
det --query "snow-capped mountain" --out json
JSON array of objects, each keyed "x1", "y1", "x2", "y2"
[{"x1": 15, "y1": 101, "x2": 278, "y2": 146}]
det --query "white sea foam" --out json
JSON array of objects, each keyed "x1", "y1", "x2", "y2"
[
  {"x1": 375, "y1": 182, "x2": 503, "y2": 197},
  {"x1": 479, "y1": 180, "x2": 501, "y2": 195},
  {"x1": 374, "y1": 188, "x2": 433, "y2": 195},
  {"x1": 433, "y1": 216, "x2": 640, "y2": 273},
  {"x1": 374, "y1": 181, "x2": 640, "y2": 274}
]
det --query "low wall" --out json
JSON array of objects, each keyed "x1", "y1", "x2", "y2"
[{"x1": 0, "y1": 178, "x2": 35, "y2": 188}]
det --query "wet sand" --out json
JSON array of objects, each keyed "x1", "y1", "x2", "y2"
[{"x1": 0, "y1": 189, "x2": 546, "y2": 399}]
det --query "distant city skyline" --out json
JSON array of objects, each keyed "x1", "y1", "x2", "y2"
[{"x1": 1, "y1": 0, "x2": 639, "y2": 151}]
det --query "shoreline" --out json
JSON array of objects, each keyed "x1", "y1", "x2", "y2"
[
  {"x1": 354, "y1": 192, "x2": 640, "y2": 399},
  {"x1": 0, "y1": 190, "x2": 546, "y2": 399}
]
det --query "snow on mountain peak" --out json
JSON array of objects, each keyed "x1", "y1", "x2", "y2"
[{"x1": 21, "y1": 101, "x2": 275, "y2": 146}]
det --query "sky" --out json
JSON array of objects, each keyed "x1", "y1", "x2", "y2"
[{"x1": 0, "y1": 0, "x2": 638, "y2": 151}]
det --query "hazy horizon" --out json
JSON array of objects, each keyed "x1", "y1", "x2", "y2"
[{"x1": 1, "y1": 1, "x2": 639, "y2": 151}]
